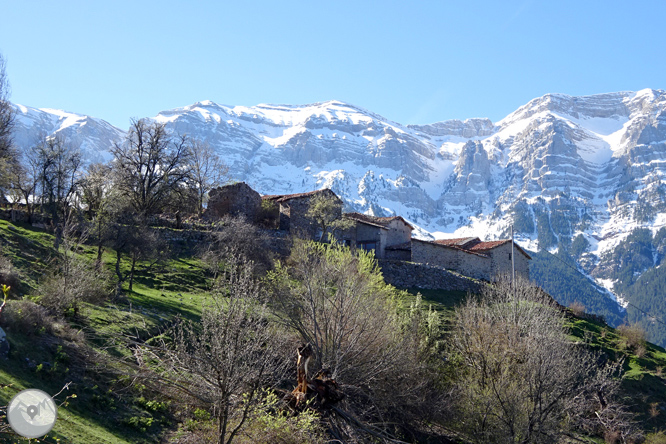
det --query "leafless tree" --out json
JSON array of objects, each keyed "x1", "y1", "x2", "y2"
[
  {"x1": 33, "y1": 135, "x2": 83, "y2": 247},
  {"x1": 187, "y1": 139, "x2": 229, "y2": 217},
  {"x1": 199, "y1": 215, "x2": 272, "y2": 278},
  {"x1": 37, "y1": 225, "x2": 112, "y2": 316},
  {"x1": 111, "y1": 118, "x2": 191, "y2": 219},
  {"x1": 137, "y1": 255, "x2": 289, "y2": 444},
  {"x1": 448, "y1": 278, "x2": 638, "y2": 444},
  {"x1": 8, "y1": 149, "x2": 40, "y2": 223},
  {"x1": 0, "y1": 52, "x2": 17, "y2": 199}
]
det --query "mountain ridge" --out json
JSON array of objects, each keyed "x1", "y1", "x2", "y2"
[{"x1": 10, "y1": 89, "x2": 666, "y2": 343}]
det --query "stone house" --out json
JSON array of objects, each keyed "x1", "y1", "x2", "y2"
[
  {"x1": 204, "y1": 182, "x2": 262, "y2": 222},
  {"x1": 261, "y1": 189, "x2": 342, "y2": 240},
  {"x1": 342, "y1": 213, "x2": 413, "y2": 259},
  {"x1": 413, "y1": 237, "x2": 531, "y2": 281}
]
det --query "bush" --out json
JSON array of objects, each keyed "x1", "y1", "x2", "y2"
[
  {"x1": 38, "y1": 256, "x2": 111, "y2": 315},
  {"x1": 645, "y1": 431, "x2": 666, "y2": 444},
  {"x1": 617, "y1": 323, "x2": 647, "y2": 352},
  {"x1": 200, "y1": 215, "x2": 272, "y2": 275},
  {"x1": 0, "y1": 299, "x2": 54, "y2": 336},
  {"x1": 0, "y1": 253, "x2": 20, "y2": 290},
  {"x1": 569, "y1": 301, "x2": 587, "y2": 317}
]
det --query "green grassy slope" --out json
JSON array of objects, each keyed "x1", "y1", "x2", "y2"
[
  {"x1": 0, "y1": 220, "x2": 210, "y2": 443},
  {"x1": 1, "y1": 220, "x2": 664, "y2": 442}
]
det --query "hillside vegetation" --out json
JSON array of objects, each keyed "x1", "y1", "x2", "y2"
[{"x1": 0, "y1": 219, "x2": 665, "y2": 443}]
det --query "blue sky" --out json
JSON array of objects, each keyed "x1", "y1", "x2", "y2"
[{"x1": 1, "y1": 1, "x2": 664, "y2": 129}]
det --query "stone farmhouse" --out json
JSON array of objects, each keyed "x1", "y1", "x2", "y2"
[
  {"x1": 411, "y1": 237, "x2": 531, "y2": 281},
  {"x1": 204, "y1": 182, "x2": 262, "y2": 222},
  {"x1": 205, "y1": 184, "x2": 530, "y2": 282},
  {"x1": 341, "y1": 213, "x2": 413, "y2": 260},
  {"x1": 261, "y1": 189, "x2": 342, "y2": 239}
]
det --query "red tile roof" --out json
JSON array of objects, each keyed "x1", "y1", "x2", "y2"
[{"x1": 429, "y1": 237, "x2": 531, "y2": 259}]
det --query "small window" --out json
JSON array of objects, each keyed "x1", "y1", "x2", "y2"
[
  {"x1": 360, "y1": 242, "x2": 376, "y2": 252},
  {"x1": 509, "y1": 253, "x2": 512, "y2": 260}
]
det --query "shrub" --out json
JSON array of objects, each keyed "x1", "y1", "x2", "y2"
[
  {"x1": 38, "y1": 256, "x2": 112, "y2": 316},
  {"x1": 0, "y1": 253, "x2": 20, "y2": 290},
  {"x1": 569, "y1": 301, "x2": 586, "y2": 317},
  {"x1": 617, "y1": 323, "x2": 647, "y2": 352},
  {"x1": 1, "y1": 299, "x2": 55, "y2": 336},
  {"x1": 0, "y1": 299, "x2": 82, "y2": 342},
  {"x1": 200, "y1": 215, "x2": 272, "y2": 276}
]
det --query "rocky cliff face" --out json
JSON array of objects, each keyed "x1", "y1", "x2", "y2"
[{"x1": 10, "y1": 89, "x2": 666, "y2": 318}]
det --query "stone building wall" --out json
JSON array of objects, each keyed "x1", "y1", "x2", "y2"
[
  {"x1": 385, "y1": 219, "x2": 412, "y2": 246},
  {"x1": 282, "y1": 198, "x2": 316, "y2": 239},
  {"x1": 487, "y1": 243, "x2": 530, "y2": 280},
  {"x1": 377, "y1": 259, "x2": 484, "y2": 293},
  {"x1": 455, "y1": 249, "x2": 492, "y2": 280},
  {"x1": 205, "y1": 182, "x2": 262, "y2": 222},
  {"x1": 411, "y1": 239, "x2": 459, "y2": 269}
]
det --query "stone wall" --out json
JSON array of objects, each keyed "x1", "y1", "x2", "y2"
[
  {"x1": 487, "y1": 242, "x2": 530, "y2": 280},
  {"x1": 205, "y1": 182, "x2": 262, "y2": 222},
  {"x1": 384, "y1": 219, "x2": 412, "y2": 246},
  {"x1": 455, "y1": 248, "x2": 492, "y2": 280},
  {"x1": 411, "y1": 239, "x2": 492, "y2": 281},
  {"x1": 377, "y1": 259, "x2": 484, "y2": 293},
  {"x1": 411, "y1": 239, "x2": 459, "y2": 268}
]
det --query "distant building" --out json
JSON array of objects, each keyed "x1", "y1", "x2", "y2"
[
  {"x1": 204, "y1": 182, "x2": 263, "y2": 222},
  {"x1": 342, "y1": 213, "x2": 413, "y2": 259},
  {"x1": 262, "y1": 189, "x2": 342, "y2": 240},
  {"x1": 411, "y1": 237, "x2": 530, "y2": 281}
]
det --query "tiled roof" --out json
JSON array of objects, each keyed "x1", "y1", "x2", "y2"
[
  {"x1": 343, "y1": 212, "x2": 414, "y2": 230},
  {"x1": 427, "y1": 237, "x2": 531, "y2": 259},
  {"x1": 261, "y1": 189, "x2": 338, "y2": 203},
  {"x1": 432, "y1": 237, "x2": 480, "y2": 247},
  {"x1": 466, "y1": 239, "x2": 532, "y2": 259},
  {"x1": 468, "y1": 240, "x2": 512, "y2": 251}
]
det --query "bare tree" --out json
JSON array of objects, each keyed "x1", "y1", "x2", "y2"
[
  {"x1": 187, "y1": 139, "x2": 229, "y2": 217},
  {"x1": 137, "y1": 255, "x2": 289, "y2": 444},
  {"x1": 111, "y1": 118, "x2": 191, "y2": 219},
  {"x1": 0, "y1": 53, "x2": 17, "y2": 198},
  {"x1": 34, "y1": 135, "x2": 83, "y2": 247},
  {"x1": 8, "y1": 149, "x2": 40, "y2": 223},
  {"x1": 448, "y1": 278, "x2": 638, "y2": 444},
  {"x1": 199, "y1": 215, "x2": 273, "y2": 278},
  {"x1": 79, "y1": 162, "x2": 112, "y2": 219}
]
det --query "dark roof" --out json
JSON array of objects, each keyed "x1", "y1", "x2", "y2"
[
  {"x1": 432, "y1": 237, "x2": 480, "y2": 248},
  {"x1": 261, "y1": 188, "x2": 340, "y2": 203},
  {"x1": 413, "y1": 238, "x2": 489, "y2": 258},
  {"x1": 343, "y1": 212, "x2": 414, "y2": 230}
]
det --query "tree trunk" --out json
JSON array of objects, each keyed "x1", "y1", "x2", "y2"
[
  {"x1": 128, "y1": 255, "x2": 137, "y2": 293},
  {"x1": 115, "y1": 250, "x2": 124, "y2": 299}
]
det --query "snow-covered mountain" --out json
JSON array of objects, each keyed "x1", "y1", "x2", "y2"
[
  {"x1": 11, "y1": 104, "x2": 124, "y2": 164},
  {"x1": 11, "y1": 90, "x2": 666, "y2": 334}
]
